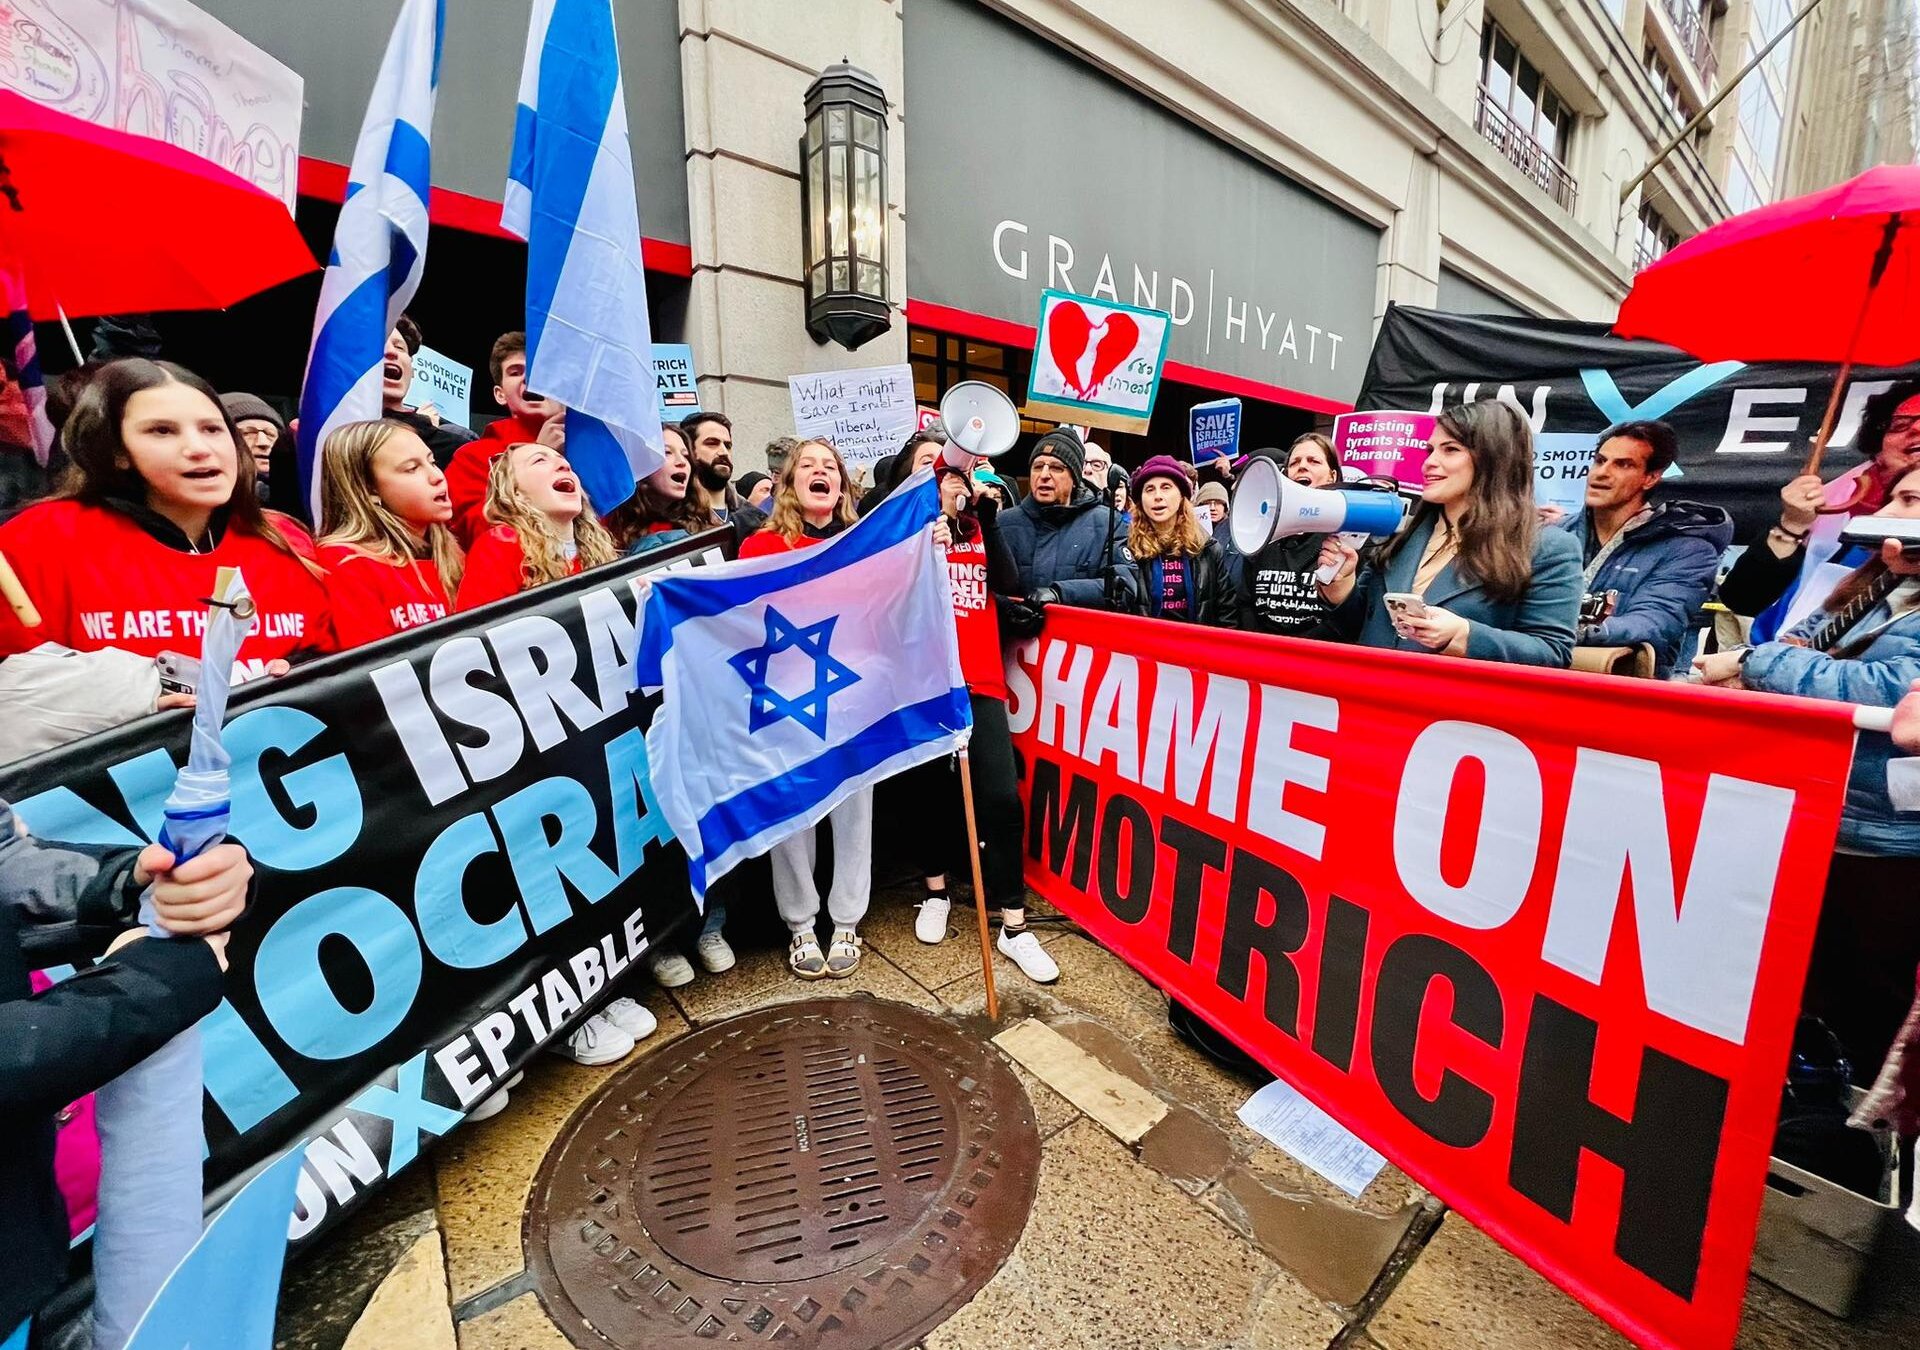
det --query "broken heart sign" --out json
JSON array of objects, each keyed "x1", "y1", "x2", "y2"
[{"x1": 1026, "y1": 289, "x2": 1171, "y2": 435}]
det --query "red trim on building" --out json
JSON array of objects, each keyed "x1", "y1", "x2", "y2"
[
  {"x1": 296, "y1": 156, "x2": 695, "y2": 277},
  {"x1": 905, "y1": 296, "x2": 1352, "y2": 417}
]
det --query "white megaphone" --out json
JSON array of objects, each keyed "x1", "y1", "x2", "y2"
[
  {"x1": 937, "y1": 380, "x2": 1020, "y2": 469},
  {"x1": 1228, "y1": 455, "x2": 1407, "y2": 582}
]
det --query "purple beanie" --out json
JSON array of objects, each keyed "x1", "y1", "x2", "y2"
[{"x1": 1129, "y1": 454, "x2": 1193, "y2": 500}]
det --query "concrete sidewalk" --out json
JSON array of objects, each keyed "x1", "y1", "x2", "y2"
[{"x1": 275, "y1": 882, "x2": 1920, "y2": 1350}]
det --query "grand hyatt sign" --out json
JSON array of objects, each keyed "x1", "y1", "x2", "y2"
[{"x1": 989, "y1": 219, "x2": 1351, "y2": 384}]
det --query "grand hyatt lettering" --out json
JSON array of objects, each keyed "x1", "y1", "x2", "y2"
[
  {"x1": 990, "y1": 219, "x2": 1346, "y2": 372},
  {"x1": 1010, "y1": 637, "x2": 1803, "y2": 1300}
]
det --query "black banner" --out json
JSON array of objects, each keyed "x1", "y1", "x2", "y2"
[
  {"x1": 1357, "y1": 305, "x2": 1920, "y2": 535},
  {"x1": 0, "y1": 531, "x2": 727, "y2": 1252}
]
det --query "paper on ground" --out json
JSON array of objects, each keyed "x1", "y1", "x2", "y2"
[
  {"x1": 1237, "y1": 1078, "x2": 1387, "y2": 1199},
  {"x1": 992, "y1": 1017, "x2": 1167, "y2": 1143}
]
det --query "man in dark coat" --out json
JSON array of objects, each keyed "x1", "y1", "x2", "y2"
[{"x1": 994, "y1": 428, "x2": 1140, "y2": 628}]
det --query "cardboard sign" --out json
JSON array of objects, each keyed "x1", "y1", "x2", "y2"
[
  {"x1": 406, "y1": 345, "x2": 472, "y2": 430},
  {"x1": 788, "y1": 364, "x2": 918, "y2": 469},
  {"x1": 653, "y1": 343, "x2": 701, "y2": 419},
  {"x1": 1190, "y1": 398, "x2": 1242, "y2": 463},
  {"x1": 0, "y1": 0, "x2": 304, "y2": 211},
  {"x1": 1332, "y1": 410, "x2": 1433, "y2": 487},
  {"x1": 1008, "y1": 611, "x2": 1857, "y2": 1350},
  {"x1": 1025, "y1": 288, "x2": 1170, "y2": 434}
]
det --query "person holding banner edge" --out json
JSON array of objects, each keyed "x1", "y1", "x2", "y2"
[
  {"x1": 1317, "y1": 400, "x2": 1580, "y2": 666},
  {"x1": 1695, "y1": 462, "x2": 1920, "y2": 1082}
]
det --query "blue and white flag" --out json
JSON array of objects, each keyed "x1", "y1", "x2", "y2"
[
  {"x1": 296, "y1": 0, "x2": 444, "y2": 521},
  {"x1": 636, "y1": 474, "x2": 970, "y2": 898},
  {"x1": 505, "y1": 0, "x2": 665, "y2": 515}
]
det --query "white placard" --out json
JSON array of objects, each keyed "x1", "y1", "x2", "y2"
[
  {"x1": 406, "y1": 345, "x2": 472, "y2": 430},
  {"x1": 1237, "y1": 1078, "x2": 1387, "y2": 1199},
  {"x1": 787, "y1": 364, "x2": 918, "y2": 470},
  {"x1": 0, "y1": 0, "x2": 304, "y2": 211}
]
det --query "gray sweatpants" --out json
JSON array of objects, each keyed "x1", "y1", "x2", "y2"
[{"x1": 770, "y1": 786, "x2": 874, "y2": 933}]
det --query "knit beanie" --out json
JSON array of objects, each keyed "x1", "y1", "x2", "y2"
[
  {"x1": 1029, "y1": 428, "x2": 1086, "y2": 484},
  {"x1": 1195, "y1": 481, "x2": 1229, "y2": 509},
  {"x1": 220, "y1": 392, "x2": 285, "y2": 433},
  {"x1": 1129, "y1": 454, "x2": 1193, "y2": 500}
]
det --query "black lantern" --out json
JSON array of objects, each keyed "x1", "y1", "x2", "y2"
[{"x1": 800, "y1": 61, "x2": 890, "y2": 350}]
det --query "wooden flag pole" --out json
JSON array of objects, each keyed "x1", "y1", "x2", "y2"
[
  {"x1": 0, "y1": 549, "x2": 39, "y2": 626},
  {"x1": 958, "y1": 748, "x2": 1000, "y2": 1022}
]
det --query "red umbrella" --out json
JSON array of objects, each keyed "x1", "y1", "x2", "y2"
[
  {"x1": 0, "y1": 90, "x2": 316, "y2": 321},
  {"x1": 1615, "y1": 164, "x2": 1920, "y2": 478}
]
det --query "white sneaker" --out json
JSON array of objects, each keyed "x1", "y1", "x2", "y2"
[
  {"x1": 915, "y1": 895, "x2": 952, "y2": 944},
  {"x1": 998, "y1": 927, "x2": 1059, "y2": 984},
  {"x1": 601, "y1": 997, "x2": 657, "y2": 1042},
  {"x1": 649, "y1": 950, "x2": 696, "y2": 988},
  {"x1": 695, "y1": 930, "x2": 736, "y2": 973},
  {"x1": 464, "y1": 1073, "x2": 520, "y2": 1122},
  {"x1": 551, "y1": 1013, "x2": 636, "y2": 1066}
]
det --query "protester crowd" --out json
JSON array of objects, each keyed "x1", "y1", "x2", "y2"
[{"x1": 6, "y1": 320, "x2": 1920, "y2": 1342}]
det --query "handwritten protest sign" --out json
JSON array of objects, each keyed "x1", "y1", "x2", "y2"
[
  {"x1": 788, "y1": 364, "x2": 917, "y2": 469},
  {"x1": 407, "y1": 345, "x2": 472, "y2": 430},
  {"x1": 653, "y1": 343, "x2": 701, "y2": 419},
  {"x1": 0, "y1": 0, "x2": 304, "y2": 211}
]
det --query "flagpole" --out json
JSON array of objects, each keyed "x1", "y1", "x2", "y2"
[{"x1": 957, "y1": 747, "x2": 1001, "y2": 1022}]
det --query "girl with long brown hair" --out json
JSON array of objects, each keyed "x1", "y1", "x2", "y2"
[
  {"x1": 603, "y1": 424, "x2": 707, "y2": 554},
  {"x1": 454, "y1": 442, "x2": 617, "y2": 611},
  {"x1": 0, "y1": 358, "x2": 335, "y2": 692},
  {"x1": 738, "y1": 438, "x2": 874, "y2": 981},
  {"x1": 318, "y1": 420, "x2": 464, "y2": 647},
  {"x1": 1125, "y1": 456, "x2": 1238, "y2": 626},
  {"x1": 1316, "y1": 399, "x2": 1580, "y2": 664}
]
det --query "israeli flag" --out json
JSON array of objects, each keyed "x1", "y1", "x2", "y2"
[
  {"x1": 296, "y1": 0, "x2": 444, "y2": 522},
  {"x1": 636, "y1": 475, "x2": 970, "y2": 898},
  {"x1": 504, "y1": 0, "x2": 665, "y2": 514}
]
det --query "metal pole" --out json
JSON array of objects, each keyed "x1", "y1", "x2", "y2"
[{"x1": 1618, "y1": 0, "x2": 1830, "y2": 209}]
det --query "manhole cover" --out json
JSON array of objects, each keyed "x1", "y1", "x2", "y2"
[{"x1": 526, "y1": 997, "x2": 1041, "y2": 1348}]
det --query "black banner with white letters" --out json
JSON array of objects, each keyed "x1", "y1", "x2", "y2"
[
  {"x1": 0, "y1": 531, "x2": 726, "y2": 1253},
  {"x1": 1358, "y1": 305, "x2": 1920, "y2": 535}
]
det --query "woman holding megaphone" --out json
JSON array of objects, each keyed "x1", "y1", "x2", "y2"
[{"x1": 1316, "y1": 400, "x2": 1580, "y2": 667}]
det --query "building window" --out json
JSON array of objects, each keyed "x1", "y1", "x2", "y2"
[
  {"x1": 1726, "y1": 159, "x2": 1762, "y2": 215},
  {"x1": 1635, "y1": 204, "x2": 1680, "y2": 271},
  {"x1": 908, "y1": 329, "x2": 1052, "y2": 442},
  {"x1": 1643, "y1": 44, "x2": 1688, "y2": 124},
  {"x1": 1477, "y1": 21, "x2": 1579, "y2": 210},
  {"x1": 1653, "y1": 0, "x2": 1720, "y2": 88}
]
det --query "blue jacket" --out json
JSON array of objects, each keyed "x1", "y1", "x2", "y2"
[
  {"x1": 1330, "y1": 515, "x2": 1581, "y2": 667},
  {"x1": 1558, "y1": 501, "x2": 1734, "y2": 677},
  {"x1": 996, "y1": 490, "x2": 1141, "y2": 612},
  {"x1": 1744, "y1": 581, "x2": 1920, "y2": 856}
]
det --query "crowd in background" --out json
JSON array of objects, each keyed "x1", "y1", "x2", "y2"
[{"x1": 5, "y1": 321, "x2": 1920, "y2": 1341}]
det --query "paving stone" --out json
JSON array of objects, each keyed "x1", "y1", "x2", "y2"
[
  {"x1": 342, "y1": 1230, "x2": 455, "y2": 1350},
  {"x1": 924, "y1": 1119, "x2": 1345, "y2": 1350},
  {"x1": 667, "y1": 931, "x2": 942, "y2": 1025},
  {"x1": 455, "y1": 1292, "x2": 574, "y2": 1350}
]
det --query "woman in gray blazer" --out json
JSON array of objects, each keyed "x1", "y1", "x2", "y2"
[{"x1": 1316, "y1": 400, "x2": 1581, "y2": 668}]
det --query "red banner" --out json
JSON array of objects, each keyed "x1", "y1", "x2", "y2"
[{"x1": 1007, "y1": 610, "x2": 1859, "y2": 1350}]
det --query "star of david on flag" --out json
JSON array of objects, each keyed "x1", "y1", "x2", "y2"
[
  {"x1": 635, "y1": 472, "x2": 969, "y2": 900},
  {"x1": 729, "y1": 607, "x2": 861, "y2": 737}
]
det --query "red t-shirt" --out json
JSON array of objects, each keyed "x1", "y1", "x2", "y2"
[
  {"x1": 944, "y1": 535, "x2": 1007, "y2": 700},
  {"x1": 455, "y1": 524, "x2": 584, "y2": 612},
  {"x1": 446, "y1": 415, "x2": 545, "y2": 550},
  {"x1": 318, "y1": 543, "x2": 451, "y2": 648},
  {"x1": 0, "y1": 500, "x2": 335, "y2": 679},
  {"x1": 736, "y1": 529, "x2": 826, "y2": 559}
]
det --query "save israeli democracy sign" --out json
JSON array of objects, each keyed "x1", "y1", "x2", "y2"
[
  {"x1": 1008, "y1": 610, "x2": 1856, "y2": 1350},
  {"x1": 0, "y1": 533, "x2": 725, "y2": 1257}
]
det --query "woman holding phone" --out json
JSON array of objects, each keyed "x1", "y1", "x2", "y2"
[{"x1": 1316, "y1": 400, "x2": 1580, "y2": 666}]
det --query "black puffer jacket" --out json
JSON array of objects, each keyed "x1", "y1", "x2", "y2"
[{"x1": 1132, "y1": 538, "x2": 1241, "y2": 627}]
